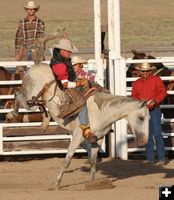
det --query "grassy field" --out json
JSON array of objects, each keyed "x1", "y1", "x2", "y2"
[{"x1": 1, "y1": 0, "x2": 174, "y2": 60}]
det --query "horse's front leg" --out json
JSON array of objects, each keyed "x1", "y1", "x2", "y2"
[
  {"x1": 56, "y1": 129, "x2": 83, "y2": 189},
  {"x1": 5, "y1": 98, "x2": 20, "y2": 122},
  {"x1": 13, "y1": 98, "x2": 20, "y2": 115},
  {"x1": 90, "y1": 138, "x2": 103, "y2": 181},
  {"x1": 41, "y1": 111, "x2": 51, "y2": 130}
]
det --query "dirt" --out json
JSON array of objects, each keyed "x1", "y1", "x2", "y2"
[{"x1": 0, "y1": 157, "x2": 174, "y2": 200}]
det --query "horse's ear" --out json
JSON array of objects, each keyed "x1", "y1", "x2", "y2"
[
  {"x1": 131, "y1": 49, "x2": 137, "y2": 55},
  {"x1": 147, "y1": 55, "x2": 155, "y2": 59},
  {"x1": 140, "y1": 100, "x2": 147, "y2": 108},
  {"x1": 141, "y1": 99, "x2": 156, "y2": 108}
]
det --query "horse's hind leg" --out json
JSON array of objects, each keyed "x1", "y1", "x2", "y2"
[
  {"x1": 56, "y1": 129, "x2": 83, "y2": 189},
  {"x1": 90, "y1": 138, "x2": 103, "y2": 181}
]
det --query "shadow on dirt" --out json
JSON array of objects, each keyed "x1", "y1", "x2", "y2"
[{"x1": 94, "y1": 158, "x2": 174, "y2": 182}]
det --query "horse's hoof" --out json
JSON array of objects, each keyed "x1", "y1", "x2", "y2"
[
  {"x1": 55, "y1": 186, "x2": 60, "y2": 191},
  {"x1": 48, "y1": 181, "x2": 60, "y2": 191},
  {"x1": 84, "y1": 159, "x2": 91, "y2": 165},
  {"x1": 55, "y1": 180, "x2": 61, "y2": 190}
]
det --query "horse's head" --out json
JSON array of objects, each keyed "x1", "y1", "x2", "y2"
[
  {"x1": 132, "y1": 49, "x2": 147, "y2": 60},
  {"x1": 126, "y1": 100, "x2": 150, "y2": 146}
]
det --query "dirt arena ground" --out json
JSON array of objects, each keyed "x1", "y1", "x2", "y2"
[{"x1": 0, "y1": 157, "x2": 174, "y2": 200}]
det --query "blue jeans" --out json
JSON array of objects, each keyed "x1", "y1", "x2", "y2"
[
  {"x1": 80, "y1": 140, "x2": 92, "y2": 159},
  {"x1": 26, "y1": 49, "x2": 32, "y2": 61},
  {"x1": 78, "y1": 105, "x2": 89, "y2": 126},
  {"x1": 146, "y1": 107, "x2": 165, "y2": 162}
]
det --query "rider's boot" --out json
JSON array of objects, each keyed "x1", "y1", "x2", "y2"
[{"x1": 79, "y1": 124, "x2": 97, "y2": 143}]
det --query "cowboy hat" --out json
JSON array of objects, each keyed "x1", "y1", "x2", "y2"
[
  {"x1": 135, "y1": 62, "x2": 156, "y2": 71},
  {"x1": 24, "y1": 1, "x2": 40, "y2": 11},
  {"x1": 71, "y1": 56, "x2": 87, "y2": 65},
  {"x1": 53, "y1": 39, "x2": 78, "y2": 53}
]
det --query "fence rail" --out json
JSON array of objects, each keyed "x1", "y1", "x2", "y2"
[{"x1": 0, "y1": 59, "x2": 174, "y2": 157}]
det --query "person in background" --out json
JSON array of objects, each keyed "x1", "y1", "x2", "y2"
[
  {"x1": 132, "y1": 62, "x2": 167, "y2": 166},
  {"x1": 50, "y1": 38, "x2": 97, "y2": 143},
  {"x1": 72, "y1": 56, "x2": 95, "y2": 82},
  {"x1": 15, "y1": 1, "x2": 45, "y2": 61}
]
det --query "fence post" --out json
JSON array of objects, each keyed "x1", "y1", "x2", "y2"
[
  {"x1": 0, "y1": 125, "x2": 3, "y2": 155},
  {"x1": 115, "y1": 58, "x2": 128, "y2": 160}
]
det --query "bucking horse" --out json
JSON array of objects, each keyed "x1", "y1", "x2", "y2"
[{"x1": 10, "y1": 58, "x2": 150, "y2": 189}]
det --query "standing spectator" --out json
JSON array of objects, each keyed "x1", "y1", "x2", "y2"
[
  {"x1": 132, "y1": 62, "x2": 167, "y2": 166},
  {"x1": 72, "y1": 56, "x2": 95, "y2": 82},
  {"x1": 15, "y1": 1, "x2": 45, "y2": 61}
]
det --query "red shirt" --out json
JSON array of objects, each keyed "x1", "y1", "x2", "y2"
[
  {"x1": 52, "y1": 63, "x2": 68, "y2": 81},
  {"x1": 132, "y1": 74, "x2": 167, "y2": 106}
]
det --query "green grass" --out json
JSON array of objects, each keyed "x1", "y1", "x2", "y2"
[
  {"x1": 2, "y1": 16, "x2": 174, "y2": 60},
  {"x1": 45, "y1": 19, "x2": 94, "y2": 48},
  {"x1": 121, "y1": 17, "x2": 174, "y2": 48}
]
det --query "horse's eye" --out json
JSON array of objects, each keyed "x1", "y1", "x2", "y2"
[{"x1": 139, "y1": 116, "x2": 144, "y2": 121}]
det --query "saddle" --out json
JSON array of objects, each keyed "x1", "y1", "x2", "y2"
[
  {"x1": 57, "y1": 82, "x2": 110, "y2": 119},
  {"x1": 57, "y1": 87, "x2": 94, "y2": 119}
]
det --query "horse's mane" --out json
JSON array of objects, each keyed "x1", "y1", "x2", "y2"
[{"x1": 94, "y1": 93, "x2": 138, "y2": 110}]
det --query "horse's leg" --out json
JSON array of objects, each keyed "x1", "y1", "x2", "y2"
[
  {"x1": 90, "y1": 138, "x2": 104, "y2": 181},
  {"x1": 14, "y1": 88, "x2": 28, "y2": 110},
  {"x1": 41, "y1": 111, "x2": 51, "y2": 130},
  {"x1": 56, "y1": 129, "x2": 84, "y2": 189},
  {"x1": 13, "y1": 97, "x2": 20, "y2": 115}
]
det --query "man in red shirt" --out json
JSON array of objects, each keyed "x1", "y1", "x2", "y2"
[
  {"x1": 50, "y1": 38, "x2": 97, "y2": 143},
  {"x1": 132, "y1": 62, "x2": 167, "y2": 166}
]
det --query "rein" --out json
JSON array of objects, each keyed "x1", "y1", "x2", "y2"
[
  {"x1": 27, "y1": 80, "x2": 57, "y2": 117},
  {"x1": 153, "y1": 66, "x2": 166, "y2": 76}
]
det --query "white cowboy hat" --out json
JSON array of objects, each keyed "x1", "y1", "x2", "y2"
[
  {"x1": 135, "y1": 62, "x2": 156, "y2": 71},
  {"x1": 71, "y1": 56, "x2": 87, "y2": 65},
  {"x1": 53, "y1": 39, "x2": 78, "y2": 53},
  {"x1": 24, "y1": 1, "x2": 40, "y2": 11}
]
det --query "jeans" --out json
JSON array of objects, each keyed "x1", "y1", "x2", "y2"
[
  {"x1": 78, "y1": 105, "x2": 89, "y2": 125},
  {"x1": 80, "y1": 140, "x2": 92, "y2": 159},
  {"x1": 146, "y1": 107, "x2": 165, "y2": 162},
  {"x1": 26, "y1": 49, "x2": 32, "y2": 61},
  {"x1": 78, "y1": 105, "x2": 92, "y2": 159}
]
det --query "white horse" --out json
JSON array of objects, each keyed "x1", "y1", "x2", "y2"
[{"x1": 13, "y1": 63, "x2": 150, "y2": 189}]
